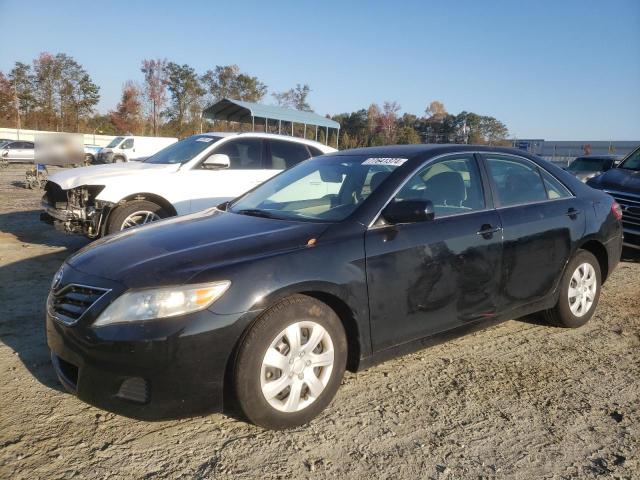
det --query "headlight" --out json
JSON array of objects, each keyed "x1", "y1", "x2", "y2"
[{"x1": 93, "y1": 281, "x2": 230, "y2": 327}]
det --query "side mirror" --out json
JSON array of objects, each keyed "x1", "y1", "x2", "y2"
[
  {"x1": 203, "y1": 154, "x2": 231, "y2": 169},
  {"x1": 381, "y1": 199, "x2": 435, "y2": 224}
]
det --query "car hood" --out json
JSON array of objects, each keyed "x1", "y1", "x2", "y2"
[
  {"x1": 48, "y1": 162, "x2": 180, "y2": 189},
  {"x1": 569, "y1": 171, "x2": 601, "y2": 182},
  {"x1": 589, "y1": 168, "x2": 640, "y2": 193},
  {"x1": 67, "y1": 209, "x2": 330, "y2": 288}
]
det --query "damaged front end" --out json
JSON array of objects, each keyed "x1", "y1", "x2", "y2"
[{"x1": 41, "y1": 182, "x2": 112, "y2": 238}]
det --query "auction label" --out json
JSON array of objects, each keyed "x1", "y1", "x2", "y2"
[{"x1": 362, "y1": 157, "x2": 408, "y2": 166}]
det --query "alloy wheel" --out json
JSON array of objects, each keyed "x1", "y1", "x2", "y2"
[{"x1": 120, "y1": 211, "x2": 161, "y2": 230}]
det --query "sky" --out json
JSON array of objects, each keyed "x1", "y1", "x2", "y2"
[{"x1": 0, "y1": 0, "x2": 638, "y2": 140}]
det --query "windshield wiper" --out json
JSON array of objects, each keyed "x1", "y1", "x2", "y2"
[{"x1": 235, "y1": 208, "x2": 279, "y2": 219}]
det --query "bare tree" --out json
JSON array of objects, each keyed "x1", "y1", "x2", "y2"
[
  {"x1": 141, "y1": 59, "x2": 168, "y2": 136},
  {"x1": 272, "y1": 84, "x2": 312, "y2": 111},
  {"x1": 380, "y1": 101, "x2": 401, "y2": 143}
]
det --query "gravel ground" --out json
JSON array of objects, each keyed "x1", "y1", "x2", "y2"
[{"x1": 0, "y1": 164, "x2": 638, "y2": 479}]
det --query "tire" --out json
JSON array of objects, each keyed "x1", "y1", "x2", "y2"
[
  {"x1": 234, "y1": 295, "x2": 347, "y2": 430},
  {"x1": 113, "y1": 156, "x2": 125, "y2": 163},
  {"x1": 84, "y1": 154, "x2": 93, "y2": 166},
  {"x1": 544, "y1": 249, "x2": 601, "y2": 328},
  {"x1": 106, "y1": 200, "x2": 169, "y2": 235}
]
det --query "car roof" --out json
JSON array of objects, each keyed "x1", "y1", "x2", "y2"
[
  {"x1": 198, "y1": 131, "x2": 335, "y2": 152},
  {"x1": 572, "y1": 155, "x2": 620, "y2": 160},
  {"x1": 331, "y1": 144, "x2": 536, "y2": 158}
]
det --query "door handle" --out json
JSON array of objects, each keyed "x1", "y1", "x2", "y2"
[
  {"x1": 476, "y1": 224, "x2": 502, "y2": 238},
  {"x1": 566, "y1": 207, "x2": 581, "y2": 219}
]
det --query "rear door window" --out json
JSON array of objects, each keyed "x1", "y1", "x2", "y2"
[
  {"x1": 485, "y1": 156, "x2": 548, "y2": 207},
  {"x1": 540, "y1": 169, "x2": 572, "y2": 199},
  {"x1": 215, "y1": 139, "x2": 264, "y2": 169},
  {"x1": 267, "y1": 140, "x2": 311, "y2": 169}
]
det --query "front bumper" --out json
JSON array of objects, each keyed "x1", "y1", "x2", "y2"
[{"x1": 46, "y1": 264, "x2": 258, "y2": 420}]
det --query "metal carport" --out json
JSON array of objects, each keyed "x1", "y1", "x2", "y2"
[{"x1": 202, "y1": 99, "x2": 340, "y2": 148}]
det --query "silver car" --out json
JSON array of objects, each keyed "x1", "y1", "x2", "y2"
[{"x1": 1, "y1": 140, "x2": 35, "y2": 163}]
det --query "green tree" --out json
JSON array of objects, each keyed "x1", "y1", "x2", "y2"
[
  {"x1": 8, "y1": 62, "x2": 35, "y2": 129},
  {"x1": 201, "y1": 65, "x2": 267, "y2": 103},
  {"x1": 396, "y1": 126, "x2": 421, "y2": 144},
  {"x1": 164, "y1": 62, "x2": 205, "y2": 135}
]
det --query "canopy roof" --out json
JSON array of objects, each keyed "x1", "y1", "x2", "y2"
[{"x1": 203, "y1": 99, "x2": 340, "y2": 130}]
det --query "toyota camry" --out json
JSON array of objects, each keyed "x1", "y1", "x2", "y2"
[{"x1": 46, "y1": 145, "x2": 623, "y2": 429}]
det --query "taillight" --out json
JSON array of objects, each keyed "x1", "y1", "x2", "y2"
[{"x1": 611, "y1": 201, "x2": 623, "y2": 220}]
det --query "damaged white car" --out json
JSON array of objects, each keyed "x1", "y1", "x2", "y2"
[{"x1": 41, "y1": 132, "x2": 335, "y2": 238}]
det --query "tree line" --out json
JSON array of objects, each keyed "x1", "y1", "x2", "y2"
[{"x1": 0, "y1": 52, "x2": 510, "y2": 147}]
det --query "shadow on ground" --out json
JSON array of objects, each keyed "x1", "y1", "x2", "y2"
[{"x1": 0, "y1": 210, "x2": 89, "y2": 393}]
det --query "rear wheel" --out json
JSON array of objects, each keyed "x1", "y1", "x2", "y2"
[
  {"x1": 544, "y1": 249, "x2": 601, "y2": 328},
  {"x1": 106, "y1": 200, "x2": 169, "y2": 235},
  {"x1": 234, "y1": 295, "x2": 347, "y2": 430}
]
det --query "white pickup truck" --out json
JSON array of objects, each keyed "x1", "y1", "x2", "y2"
[{"x1": 41, "y1": 132, "x2": 335, "y2": 238}]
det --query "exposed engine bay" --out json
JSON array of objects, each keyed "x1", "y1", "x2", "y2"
[{"x1": 40, "y1": 182, "x2": 112, "y2": 238}]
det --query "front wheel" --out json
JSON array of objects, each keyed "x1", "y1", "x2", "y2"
[
  {"x1": 106, "y1": 200, "x2": 169, "y2": 235},
  {"x1": 544, "y1": 249, "x2": 601, "y2": 328},
  {"x1": 234, "y1": 295, "x2": 347, "y2": 430}
]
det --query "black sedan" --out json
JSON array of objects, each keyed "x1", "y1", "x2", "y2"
[
  {"x1": 587, "y1": 145, "x2": 640, "y2": 249},
  {"x1": 46, "y1": 145, "x2": 623, "y2": 429}
]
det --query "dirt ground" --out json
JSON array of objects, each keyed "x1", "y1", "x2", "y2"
[{"x1": 0, "y1": 164, "x2": 638, "y2": 479}]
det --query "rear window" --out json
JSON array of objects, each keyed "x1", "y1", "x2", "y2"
[
  {"x1": 567, "y1": 157, "x2": 609, "y2": 172},
  {"x1": 268, "y1": 140, "x2": 311, "y2": 169}
]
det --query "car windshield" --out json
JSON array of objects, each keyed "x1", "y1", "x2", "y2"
[
  {"x1": 106, "y1": 136, "x2": 124, "y2": 148},
  {"x1": 619, "y1": 148, "x2": 640, "y2": 171},
  {"x1": 567, "y1": 157, "x2": 609, "y2": 172},
  {"x1": 229, "y1": 154, "x2": 403, "y2": 222},
  {"x1": 144, "y1": 135, "x2": 222, "y2": 164}
]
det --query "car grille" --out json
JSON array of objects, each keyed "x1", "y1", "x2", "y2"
[
  {"x1": 48, "y1": 284, "x2": 110, "y2": 326},
  {"x1": 604, "y1": 189, "x2": 640, "y2": 232}
]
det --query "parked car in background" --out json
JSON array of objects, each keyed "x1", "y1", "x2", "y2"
[
  {"x1": 566, "y1": 155, "x2": 620, "y2": 182},
  {"x1": 587, "y1": 145, "x2": 640, "y2": 249},
  {"x1": 83, "y1": 144, "x2": 102, "y2": 165},
  {"x1": 41, "y1": 132, "x2": 335, "y2": 238},
  {"x1": 45, "y1": 144, "x2": 622, "y2": 429},
  {"x1": 0, "y1": 140, "x2": 35, "y2": 163},
  {"x1": 95, "y1": 135, "x2": 177, "y2": 163}
]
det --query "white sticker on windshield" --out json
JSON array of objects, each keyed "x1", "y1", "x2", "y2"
[
  {"x1": 362, "y1": 157, "x2": 408, "y2": 166},
  {"x1": 196, "y1": 137, "x2": 214, "y2": 142}
]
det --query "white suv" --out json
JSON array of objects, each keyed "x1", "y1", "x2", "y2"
[{"x1": 41, "y1": 132, "x2": 335, "y2": 238}]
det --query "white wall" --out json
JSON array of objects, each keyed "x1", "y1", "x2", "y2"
[{"x1": 0, "y1": 128, "x2": 117, "y2": 147}]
